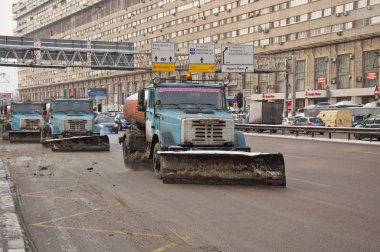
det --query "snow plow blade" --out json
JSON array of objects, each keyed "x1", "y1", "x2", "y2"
[
  {"x1": 9, "y1": 130, "x2": 41, "y2": 143},
  {"x1": 159, "y1": 151, "x2": 286, "y2": 186},
  {"x1": 44, "y1": 135, "x2": 110, "y2": 151}
]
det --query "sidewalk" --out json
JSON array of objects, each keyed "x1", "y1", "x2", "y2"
[{"x1": 0, "y1": 159, "x2": 26, "y2": 252}]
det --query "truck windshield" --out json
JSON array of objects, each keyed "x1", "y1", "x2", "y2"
[
  {"x1": 12, "y1": 104, "x2": 42, "y2": 114},
  {"x1": 53, "y1": 101, "x2": 93, "y2": 114},
  {"x1": 157, "y1": 87, "x2": 226, "y2": 109}
]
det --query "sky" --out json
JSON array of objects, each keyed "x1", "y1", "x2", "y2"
[{"x1": 0, "y1": 0, "x2": 18, "y2": 93}]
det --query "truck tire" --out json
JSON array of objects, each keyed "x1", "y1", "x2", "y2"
[
  {"x1": 40, "y1": 126, "x2": 51, "y2": 147},
  {"x1": 153, "y1": 143, "x2": 162, "y2": 179},
  {"x1": 122, "y1": 136, "x2": 131, "y2": 165}
]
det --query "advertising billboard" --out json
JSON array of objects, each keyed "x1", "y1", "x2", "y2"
[
  {"x1": 0, "y1": 93, "x2": 12, "y2": 99},
  {"x1": 87, "y1": 88, "x2": 107, "y2": 100}
]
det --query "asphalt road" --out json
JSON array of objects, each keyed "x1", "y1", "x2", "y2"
[{"x1": 1, "y1": 133, "x2": 380, "y2": 252}]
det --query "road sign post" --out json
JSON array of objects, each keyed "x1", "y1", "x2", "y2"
[
  {"x1": 221, "y1": 45, "x2": 254, "y2": 73},
  {"x1": 188, "y1": 43, "x2": 215, "y2": 73},
  {"x1": 151, "y1": 42, "x2": 175, "y2": 72}
]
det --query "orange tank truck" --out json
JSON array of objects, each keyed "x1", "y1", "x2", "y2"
[{"x1": 123, "y1": 92, "x2": 146, "y2": 128}]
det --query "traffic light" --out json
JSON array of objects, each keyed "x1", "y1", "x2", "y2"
[
  {"x1": 237, "y1": 92, "x2": 244, "y2": 108},
  {"x1": 186, "y1": 72, "x2": 192, "y2": 81}
]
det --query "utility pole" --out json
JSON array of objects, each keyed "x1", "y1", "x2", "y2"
[
  {"x1": 291, "y1": 55, "x2": 297, "y2": 116},
  {"x1": 283, "y1": 59, "x2": 289, "y2": 118}
]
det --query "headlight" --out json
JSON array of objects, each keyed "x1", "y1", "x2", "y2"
[
  {"x1": 99, "y1": 124, "x2": 104, "y2": 128},
  {"x1": 114, "y1": 124, "x2": 118, "y2": 127}
]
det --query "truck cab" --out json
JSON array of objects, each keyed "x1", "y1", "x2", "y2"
[
  {"x1": 142, "y1": 82, "x2": 248, "y2": 152},
  {"x1": 45, "y1": 98, "x2": 100, "y2": 138}
]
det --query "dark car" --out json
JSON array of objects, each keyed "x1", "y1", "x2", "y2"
[
  {"x1": 315, "y1": 102, "x2": 331, "y2": 108},
  {"x1": 352, "y1": 115, "x2": 371, "y2": 127},
  {"x1": 114, "y1": 113, "x2": 130, "y2": 130},
  {"x1": 95, "y1": 115, "x2": 118, "y2": 134},
  {"x1": 291, "y1": 116, "x2": 325, "y2": 134},
  {"x1": 354, "y1": 116, "x2": 380, "y2": 140}
]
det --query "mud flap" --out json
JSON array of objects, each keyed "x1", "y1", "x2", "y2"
[
  {"x1": 159, "y1": 150, "x2": 286, "y2": 186},
  {"x1": 9, "y1": 130, "x2": 41, "y2": 143},
  {"x1": 44, "y1": 135, "x2": 110, "y2": 151}
]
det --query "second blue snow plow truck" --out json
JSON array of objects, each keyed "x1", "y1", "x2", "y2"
[{"x1": 41, "y1": 98, "x2": 110, "y2": 151}]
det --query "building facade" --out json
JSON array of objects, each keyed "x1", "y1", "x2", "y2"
[{"x1": 13, "y1": 0, "x2": 380, "y2": 111}]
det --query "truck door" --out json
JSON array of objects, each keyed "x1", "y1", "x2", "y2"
[{"x1": 145, "y1": 89, "x2": 155, "y2": 142}]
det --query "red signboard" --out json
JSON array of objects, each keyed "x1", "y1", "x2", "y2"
[
  {"x1": 316, "y1": 77, "x2": 326, "y2": 90},
  {"x1": 287, "y1": 100, "x2": 292, "y2": 111},
  {"x1": 366, "y1": 72, "x2": 377, "y2": 80},
  {"x1": 262, "y1": 94, "x2": 275, "y2": 100}
]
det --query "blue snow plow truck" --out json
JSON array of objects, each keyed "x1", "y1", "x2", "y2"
[
  {"x1": 40, "y1": 98, "x2": 110, "y2": 151},
  {"x1": 5, "y1": 102, "x2": 45, "y2": 143}
]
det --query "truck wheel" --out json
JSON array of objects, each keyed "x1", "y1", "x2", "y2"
[
  {"x1": 40, "y1": 126, "x2": 50, "y2": 147},
  {"x1": 122, "y1": 137, "x2": 131, "y2": 165},
  {"x1": 153, "y1": 143, "x2": 162, "y2": 179}
]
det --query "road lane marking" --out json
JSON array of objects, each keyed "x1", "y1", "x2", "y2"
[
  {"x1": 33, "y1": 225, "x2": 174, "y2": 239},
  {"x1": 32, "y1": 202, "x2": 120, "y2": 226},
  {"x1": 288, "y1": 177, "x2": 331, "y2": 187},
  {"x1": 284, "y1": 155, "x2": 305, "y2": 159},
  {"x1": 358, "y1": 151, "x2": 379, "y2": 155},
  {"x1": 21, "y1": 183, "x2": 91, "y2": 197},
  {"x1": 22, "y1": 195, "x2": 90, "y2": 201},
  {"x1": 31, "y1": 202, "x2": 178, "y2": 240},
  {"x1": 151, "y1": 240, "x2": 184, "y2": 252}
]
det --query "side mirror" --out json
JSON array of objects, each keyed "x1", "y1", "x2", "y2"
[{"x1": 137, "y1": 89, "x2": 145, "y2": 111}]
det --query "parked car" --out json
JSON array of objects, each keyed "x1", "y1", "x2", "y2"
[
  {"x1": 354, "y1": 116, "x2": 380, "y2": 140},
  {"x1": 114, "y1": 113, "x2": 130, "y2": 130},
  {"x1": 333, "y1": 101, "x2": 363, "y2": 108},
  {"x1": 95, "y1": 115, "x2": 119, "y2": 134},
  {"x1": 282, "y1": 116, "x2": 301, "y2": 126},
  {"x1": 317, "y1": 110, "x2": 352, "y2": 127},
  {"x1": 291, "y1": 116, "x2": 325, "y2": 134},
  {"x1": 364, "y1": 101, "x2": 380, "y2": 108},
  {"x1": 352, "y1": 114, "x2": 371, "y2": 127},
  {"x1": 315, "y1": 102, "x2": 332, "y2": 108}
]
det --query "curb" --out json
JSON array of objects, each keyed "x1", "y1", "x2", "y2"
[{"x1": 0, "y1": 159, "x2": 26, "y2": 252}]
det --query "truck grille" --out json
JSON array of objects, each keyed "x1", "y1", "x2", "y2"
[
  {"x1": 182, "y1": 118, "x2": 234, "y2": 146},
  {"x1": 20, "y1": 119, "x2": 42, "y2": 129},
  {"x1": 64, "y1": 119, "x2": 90, "y2": 132}
]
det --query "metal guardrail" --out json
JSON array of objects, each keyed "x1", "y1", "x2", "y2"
[{"x1": 235, "y1": 123, "x2": 380, "y2": 141}]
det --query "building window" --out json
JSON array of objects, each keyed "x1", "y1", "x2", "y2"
[
  {"x1": 296, "y1": 60, "x2": 305, "y2": 91},
  {"x1": 275, "y1": 72, "x2": 285, "y2": 93},
  {"x1": 258, "y1": 74, "x2": 268, "y2": 93},
  {"x1": 363, "y1": 50, "x2": 379, "y2": 88},
  {"x1": 315, "y1": 57, "x2": 328, "y2": 90},
  {"x1": 337, "y1": 54, "x2": 351, "y2": 89}
]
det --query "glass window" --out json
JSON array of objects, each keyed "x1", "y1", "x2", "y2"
[
  {"x1": 337, "y1": 54, "x2": 351, "y2": 89},
  {"x1": 296, "y1": 60, "x2": 305, "y2": 91},
  {"x1": 315, "y1": 57, "x2": 328, "y2": 90},
  {"x1": 275, "y1": 72, "x2": 285, "y2": 93},
  {"x1": 363, "y1": 51, "x2": 378, "y2": 88},
  {"x1": 310, "y1": 10, "x2": 322, "y2": 20},
  {"x1": 259, "y1": 74, "x2": 268, "y2": 93}
]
